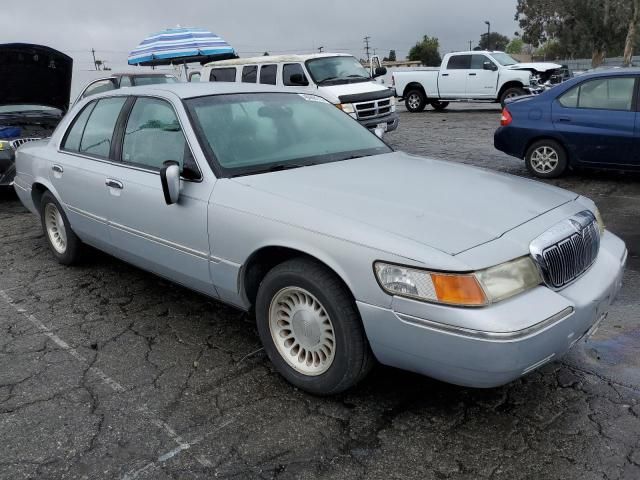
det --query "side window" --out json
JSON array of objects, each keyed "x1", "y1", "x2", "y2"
[
  {"x1": 78, "y1": 97, "x2": 127, "y2": 158},
  {"x1": 62, "y1": 101, "x2": 97, "y2": 152},
  {"x1": 283, "y1": 63, "x2": 308, "y2": 86},
  {"x1": 559, "y1": 77, "x2": 635, "y2": 111},
  {"x1": 242, "y1": 65, "x2": 258, "y2": 83},
  {"x1": 260, "y1": 64, "x2": 277, "y2": 85},
  {"x1": 470, "y1": 55, "x2": 490, "y2": 70},
  {"x1": 82, "y1": 79, "x2": 117, "y2": 99},
  {"x1": 121, "y1": 97, "x2": 199, "y2": 179},
  {"x1": 189, "y1": 72, "x2": 201, "y2": 83},
  {"x1": 446, "y1": 55, "x2": 471, "y2": 70},
  {"x1": 209, "y1": 68, "x2": 236, "y2": 82},
  {"x1": 119, "y1": 76, "x2": 132, "y2": 87}
]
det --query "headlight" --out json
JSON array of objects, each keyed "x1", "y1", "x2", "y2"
[
  {"x1": 0, "y1": 140, "x2": 10, "y2": 151},
  {"x1": 374, "y1": 257, "x2": 542, "y2": 307},
  {"x1": 594, "y1": 207, "x2": 605, "y2": 234},
  {"x1": 337, "y1": 103, "x2": 356, "y2": 114}
]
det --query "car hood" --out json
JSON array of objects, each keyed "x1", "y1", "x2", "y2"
[
  {"x1": 0, "y1": 44, "x2": 73, "y2": 112},
  {"x1": 508, "y1": 62, "x2": 562, "y2": 73},
  {"x1": 233, "y1": 152, "x2": 577, "y2": 255}
]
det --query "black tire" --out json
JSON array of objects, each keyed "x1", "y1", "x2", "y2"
[
  {"x1": 40, "y1": 191, "x2": 83, "y2": 265},
  {"x1": 256, "y1": 258, "x2": 374, "y2": 395},
  {"x1": 431, "y1": 100, "x2": 449, "y2": 111},
  {"x1": 500, "y1": 87, "x2": 527, "y2": 107},
  {"x1": 404, "y1": 89, "x2": 427, "y2": 112},
  {"x1": 525, "y1": 139, "x2": 569, "y2": 179}
]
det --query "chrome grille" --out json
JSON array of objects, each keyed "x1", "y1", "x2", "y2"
[
  {"x1": 354, "y1": 98, "x2": 393, "y2": 120},
  {"x1": 530, "y1": 211, "x2": 600, "y2": 289},
  {"x1": 10, "y1": 138, "x2": 41, "y2": 149}
]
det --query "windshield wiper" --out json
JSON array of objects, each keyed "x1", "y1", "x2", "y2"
[
  {"x1": 265, "y1": 163, "x2": 309, "y2": 172},
  {"x1": 317, "y1": 76, "x2": 341, "y2": 84}
]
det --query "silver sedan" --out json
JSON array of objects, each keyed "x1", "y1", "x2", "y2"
[{"x1": 13, "y1": 83, "x2": 627, "y2": 395}]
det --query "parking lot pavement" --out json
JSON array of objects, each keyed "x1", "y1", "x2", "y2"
[{"x1": 1, "y1": 105, "x2": 639, "y2": 480}]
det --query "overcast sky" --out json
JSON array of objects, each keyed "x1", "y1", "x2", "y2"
[{"x1": 5, "y1": 0, "x2": 519, "y2": 70}]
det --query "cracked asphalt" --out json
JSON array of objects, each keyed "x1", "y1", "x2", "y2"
[{"x1": 1, "y1": 104, "x2": 639, "y2": 480}]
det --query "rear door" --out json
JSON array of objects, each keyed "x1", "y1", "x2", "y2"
[
  {"x1": 51, "y1": 96, "x2": 127, "y2": 249},
  {"x1": 552, "y1": 76, "x2": 637, "y2": 166},
  {"x1": 438, "y1": 54, "x2": 471, "y2": 98},
  {"x1": 466, "y1": 54, "x2": 498, "y2": 98}
]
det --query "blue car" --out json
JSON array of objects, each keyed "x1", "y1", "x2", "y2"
[{"x1": 494, "y1": 69, "x2": 639, "y2": 178}]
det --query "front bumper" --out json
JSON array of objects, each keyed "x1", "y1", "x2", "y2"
[
  {"x1": 357, "y1": 231, "x2": 627, "y2": 388},
  {"x1": 0, "y1": 150, "x2": 16, "y2": 187},
  {"x1": 358, "y1": 112, "x2": 399, "y2": 133}
]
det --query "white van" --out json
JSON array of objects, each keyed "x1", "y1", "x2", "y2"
[{"x1": 198, "y1": 53, "x2": 399, "y2": 133}]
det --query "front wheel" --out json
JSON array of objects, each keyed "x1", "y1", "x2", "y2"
[
  {"x1": 500, "y1": 87, "x2": 527, "y2": 107},
  {"x1": 525, "y1": 140, "x2": 568, "y2": 179},
  {"x1": 404, "y1": 89, "x2": 427, "y2": 112},
  {"x1": 40, "y1": 191, "x2": 83, "y2": 265},
  {"x1": 256, "y1": 258, "x2": 374, "y2": 395},
  {"x1": 431, "y1": 100, "x2": 449, "y2": 111}
]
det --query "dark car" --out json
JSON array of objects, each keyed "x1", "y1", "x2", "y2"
[
  {"x1": 494, "y1": 69, "x2": 640, "y2": 178},
  {"x1": 74, "y1": 72, "x2": 179, "y2": 105},
  {"x1": 0, "y1": 43, "x2": 72, "y2": 187}
]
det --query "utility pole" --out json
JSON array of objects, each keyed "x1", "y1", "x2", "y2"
[
  {"x1": 468, "y1": 40, "x2": 473, "y2": 51},
  {"x1": 91, "y1": 48, "x2": 98, "y2": 71},
  {"x1": 364, "y1": 36, "x2": 371, "y2": 61},
  {"x1": 318, "y1": 46, "x2": 324, "y2": 53},
  {"x1": 484, "y1": 21, "x2": 491, "y2": 50}
]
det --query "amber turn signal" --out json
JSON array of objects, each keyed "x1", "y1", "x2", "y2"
[{"x1": 430, "y1": 273, "x2": 488, "y2": 306}]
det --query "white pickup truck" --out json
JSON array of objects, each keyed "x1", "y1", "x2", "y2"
[{"x1": 393, "y1": 51, "x2": 563, "y2": 112}]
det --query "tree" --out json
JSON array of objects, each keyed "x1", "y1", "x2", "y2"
[
  {"x1": 506, "y1": 38, "x2": 524, "y2": 54},
  {"x1": 408, "y1": 36, "x2": 442, "y2": 66},
  {"x1": 515, "y1": 0, "x2": 635, "y2": 67},
  {"x1": 479, "y1": 32, "x2": 510, "y2": 51},
  {"x1": 623, "y1": 0, "x2": 640, "y2": 66},
  {"x1": 263, "y1": 52, "x2": 269, "y2": 56}
]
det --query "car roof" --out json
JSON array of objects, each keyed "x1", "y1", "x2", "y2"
[
  {"x1": 203, "y1": 53, "x2": 353, "y2": 67},
  {"x1": 90, "y1": 82, "x2": 304, "y2": 100},
  {"x1": 577, "y1": 67, "x2": 640, "y2": 78}
]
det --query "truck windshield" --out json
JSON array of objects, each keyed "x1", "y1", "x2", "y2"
[
  {"x1": 185, "y1": 92, "x2": 391, "y2": 177},
  {"x1": 305, "y1": 56, "x2": 371, "y2": 85},
  {"x1": 491, "y1": 53, "x2": 519, "y2": 66}
]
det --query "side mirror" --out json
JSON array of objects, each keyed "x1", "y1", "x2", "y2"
[
  {"x1": 374, "y1": 127, "x2": 385, "y2": 139},
  {"x1": 484, "y1": 61, "x2": 498, "y2": 71},
  {"x1": 373, "y1": 66, "x2": 387, "y2": 78},
  {"x1": 160, "y1": 161, "x2": 181, "y2": 205},
  {"x1": 289, "y1": 73, "x2": 309, "y2": 86}
]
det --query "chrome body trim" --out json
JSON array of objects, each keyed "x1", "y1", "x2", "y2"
[{"x1": 396, "y1": 306, "x2": 575, "y2": 342}]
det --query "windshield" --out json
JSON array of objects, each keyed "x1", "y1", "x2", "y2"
[
  {"x1": 185, "y1": 93, "x2": 391, "y2": 177},
  {"x1": 132, "y1": 75, "x2": 179, "y2": 86},
  {"x1": 491, "y1": 53, "x2": 519, "y2": 66},
  {"x1": 0, "y1": 105, "x2": 62, "y2": 115},
  {"x1": 305, "y1": 56, "x2": 371, "y2": 85}
]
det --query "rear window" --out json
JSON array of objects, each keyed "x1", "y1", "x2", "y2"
[
  {"x1": 209, "y1": 68, "x2": 236, "y2": 82},
  {"x1": 446, "y1": 55, "x2": 471, "y2": 70},
  {"x1": 260, "y1": 64, "x2": 277, "y2": 85},
  {"x1": 242, "y1": 65, "x2": 258, "y2": 83}
]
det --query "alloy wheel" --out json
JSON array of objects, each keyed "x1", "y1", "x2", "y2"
[
  {"x1": 44, "y1": 203, "x2": 67, "y2": 254},
  {"x1": 530, "y1": 146, "x2": 560, "y2": 174}
]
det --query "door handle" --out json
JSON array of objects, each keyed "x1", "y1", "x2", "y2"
[
  {"x1": 51, "y1": 164, "x2": 63, "y2": 174},
  {"x1": 442, "y1": 73, "x2": 449, "y2": 77},
  {"x1": 105, "y1": 179, "x2": 124, "y2": 190},
  {"x1": 557, "y1": 116, "x2": 572, "y2": 123},
  {"x1": 468, "y1": 73, "x2": 477, "y2": 76}
]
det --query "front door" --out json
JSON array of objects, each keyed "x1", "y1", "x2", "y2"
[
  {"x1": 552, "y1": 76, "x2": 637, "y2": 166},
  {"x1": 50, "y1": 96, "x2": 127, "y2": 249},
  {"x1": 465, "y1": 54, "x2": 499, "y2": 98},
  {"x1": 106, "y1": 96, "x2": 216, "y2": 296},
  {"x1": 438, "y1": 54, "x2": 471, "y2": 98}
]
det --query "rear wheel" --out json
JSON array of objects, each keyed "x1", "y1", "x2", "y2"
[
  {"x1": 500, "y1": 87, "x2": 527, "y2": 107},
  {"x1": 404, "y1": 89, "x2": 427, "y2": 112},
  {"x1": 431, "y1": 100, "x2": 449, "y2": 111},
  {"x1": 40, "y1": 191, "x2": 82, "y2": 265},
  {"x1": 525, "y1": 139, "x2": 568, "y2": 179},
  {"x1": 256, "y1": 258, "x2": 374, "y2": 395}
]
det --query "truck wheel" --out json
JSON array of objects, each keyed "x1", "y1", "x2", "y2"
[
  {"x1": 431, "y1": 101, "x2": 449, "y2": 111},
  {"x1": 256, "y1": 258, "x2": 374, "y2": 395},
  {"x1": 525, "y1": 140, "x2": 568, "y2": 179},
  {"x1": 500, "y1": 87, "x2": 527, "y2": 107},
  {"x1": 405, "y1": 90, "x2": 427, "y2": 112},
  {"x1": 40, "y1": 191, "x2": 83, "y2": 265}
]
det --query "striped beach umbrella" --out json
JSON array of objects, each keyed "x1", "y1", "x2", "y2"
[{"x1": 128, "y1": 27, "x2": 236, "y2": 66}]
